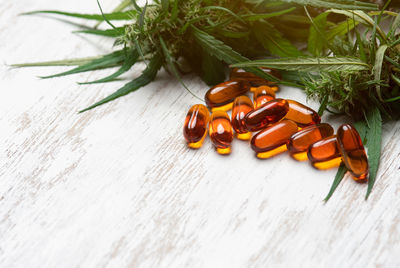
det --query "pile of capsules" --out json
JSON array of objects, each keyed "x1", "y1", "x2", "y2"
[{"x1": 183, "y1": 68, "x2": 369, "y2": 181}]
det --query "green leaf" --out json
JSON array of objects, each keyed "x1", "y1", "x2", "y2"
[
  {"x1": 74, "y1": 27, "x2": 126, "y2": 37},
  {"x1": 22, "y1": 10, "x2": 136, "y2": 21},
  {"x1": 191, "y1": 26, "x2": 279, "y2": 82},
  {"x1": 253, "y1": 22, "x2": 303, "y2": 57},
  {"x1": 307, "y1": 12, "x2": 329, "y2": 56},
  {"x1": 324, "y1": 164, "x2": 347, "y2": 202},
  {"x1": 40, "y1": 50, "x2": 126, "y2": 79},
  {"x1": 200, "y1": 49, "x2": 226, "y2": 86},
  {"x1": 79, "y1": 50, "x2": 139, "y2": 84},
  {"x1": 11, "y1": 56, "x2": 102, "y2": 67},
  {"x1": 373, "y1": 44, "x2": 389, "y2": 101},
  {"x1": 355, "y1": 30, "x2": 367, "y2": 62},
  {"x1": 241, "y1": 7, "x2": 296, "y2": 21},
  {"x1": 388, "y1": 12, "x2": 400, "y2": 38},
  {"x1": 79, "y1": 54, "x2": 162, "y2": 113},
  {"x1": 97, "y1": 0, "x2": 117, "y2": 29},
  {"x1": 280, "y1": 0, "x2": 378, "y2": 10},
  {"x1": 365, "y1": 107, "x2": 382, "y2": 199},
  {"x1": 325, "y1": 19, "x2": 359, "y2": 41},
  {"x1": 231, "y1": 57, "x2": 371, "y2": 72}
]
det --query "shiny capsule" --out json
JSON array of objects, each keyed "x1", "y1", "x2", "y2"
[
  {"x1": 244, "y1": 99, "x2": 289, "y2": 132},
  {"x1": 284, "y1": 100, "x2": 321, "y2": 127},
  {"x1": 251, "y1": 120, "x2": 298, "y2": 159},
  {"x1": 209, "y1": 111, "x2": 234, "y2": 154},
  {"x1": 253, "y1": 86, "x2": 276, "y2": 108},
  {"x1": 231, "y1": 96, "x2": 254, "y2": 140},
  {"x1": 337, "y1": 124, "x2": 369, "y2": 181},
  {"x1": 230, "y1": 67, "x2": 281, "y2": 87},
  {"x1": 288, "y1": 123, "x2": 334, "y2": 161},
  {"x1": 183, "y1": 104, "x2": 210, "y2": 149},
  {"x1": 308, "y1": 136, "x2": 342, "y2": 170},
  {"x1": 205, "y1": 80, "x2": 250, "y2": 111}
]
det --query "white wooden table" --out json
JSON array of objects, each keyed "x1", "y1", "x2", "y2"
[{"x1": 1, "y1": 1, "x2": 400, "y2": 267}]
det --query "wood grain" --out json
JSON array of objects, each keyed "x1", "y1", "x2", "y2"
[{"x1": 1, "y1": 1, "x2": 400, "y2": 267}]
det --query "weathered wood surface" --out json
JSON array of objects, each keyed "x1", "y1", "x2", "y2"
[{"x1": 1, "y1": 1, "x2": 400, "y2": 267}]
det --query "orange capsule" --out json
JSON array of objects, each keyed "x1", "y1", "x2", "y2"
[
  {"x1": 251, "y1": 120, "x2": 298, "y2": 159},
  {"x1": 205, "y1": 80, "x2": 250, "y2": 111},
  {"x1": 287, "y1": 123, "x2": 334, "y2": 161},
  {"x1": 244, "y1": 99, "x2": 289, "y2": 132},
  {"x1": 284, "y1": 100, "x2": 321, "y2": 127},
  {"x1": 253, "y1": 86, "x2": 276, "y2": 108},
  {"x1": 337, "y1": 124, "x2": 369, "y2": 181},
  {"x1": 308, "y1": 136, "x2": 342, "y2": 170},
  {"x1": 230, "y1": 68, "x2": 281, "y2": 87},
  {"x1": 209, "y1": 111, "x2": 234, "y2": 154},
  {"x1": 183, "y1": 104, "x2": 210, "y2": 149},
  {"x1": 231, "y1": 96, "x2": 254, "y2": 140}
]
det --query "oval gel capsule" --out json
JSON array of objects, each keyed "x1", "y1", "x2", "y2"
[
  {"x1": 284, "y1": 100, "x2": 321, "y2": 127},
  {"x1": 244, "y1": 99, "x2": 289, "y2": 132},
  {"x1": 308, "y1": 136, "x2": 342, "y2": 170},
  {"x1": 251, "y1": 120, "x2": 298, "y2": 159},
  {"x1": 337, "y1": 124, "x2": 369, "y2": 181},
  {"x1": 288, "y1": 123, "x2": 334, "y2": 161},
  {"x1": 205, "y1": 80, "x2": 249, "y2": 111},
  {"x1": 231, "y1": 96, "x2": 254, "y2": 140},
  {"x1": 183, "y1": 104, "x2": 210, "y2": 149},
  {"x1": 230, "y1": 68, "x2": 281, "y2": 87},
  {"x1": 253, "y1": 86, "x2": 276, "y2": 108},
  {"x1": 209, "y1": 111, "x2": 234, "y2": 154}
]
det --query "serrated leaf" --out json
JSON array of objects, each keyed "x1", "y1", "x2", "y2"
[
  {"x1": 308, "y1": 12, "x2": 329, "y2": 56},
  {"x1": 253, "y1": 22, "x2": 303, "y2": 57},
  {"x1": 231, "y1": 57, "x2": 370, "y2": 72},
  {"x1": 365, "y1": 107, "x2": 382, "y2": 199},
  {"x1": 373, "y1": 44, "x2": 388, "y2": 101},
  {"x1": 242, "y1": 7, "x2": 296, "y2": 21},
  {"x1": 22, "y1": 10, "x2": 136, "y2": 21},
  {"x1": 40, "y1": 50, "x2": 126, "y2": 79},
  {"x1": 326, "y1": 19, "x2": 359, "y2": 41},
  {"x1": 79, "y1": 50, "x2": 139, "y2": 84},
  {"x1": 79, "y1": 54, "x2": 162, "y2": 113},
  {"x1": 191, "y1": 26, "x2": 279, "y2": 82},
  {"x1": 74, "y1": 27, "x2": 126, "y2": 37},
  {"x1": 280, "y1": 0, "x2": 378, "y2": 10},
  {"x1": 324, "y1": 164, "x2": 347, "y2": 202}
]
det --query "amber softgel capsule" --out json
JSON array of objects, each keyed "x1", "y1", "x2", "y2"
[
  {"x1": 183, "y1": 104, "x2": 210, "y2": 149},
  {"x1": 308, "y1": 136, "x2": 342, "y2": 170},
  {"x1": 244, "y1": 98, "x2": 289, "y2": 132},
  {"x1": 284, "y1": 100, "x2": 321, "y2": 128},
  {"x1": 231, "y1": 96, "x2": 254, "y2": 140},
  {"x1": 209, "y1": 111, "x2": 234, "y2": 155},
  {"x1": 337, "y1": 124, "x2": 369, "y2": 181},
  {"x1": 229, "y1": 67, "x2": 282, "y2": 87},
  {"x1": 251, "y1": 120, "x2": 298, "y2": 159},
  {"x1": 253, "y1": 86, "x2": 276, "y2": 108},
  {"x1": 287, "y1": 123, "x2": 334, "y2": 161},
  {"x1": 205, "y1": 80, "x2": 249, "y2": 112}
]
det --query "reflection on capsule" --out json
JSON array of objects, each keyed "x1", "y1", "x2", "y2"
[
  {"x1": 337, "y1": 124, "x2": 369, "y2": 181},
  {"x1": 251, "y1": 120, "x2": 298, "y2": 159},
  {"x1": 288, "y1": 123, "x2": 334, "y2": 161},
  {"x1": 209, "y1": 111, "x2": 234, "y2": 154},
  {"x1": 284, "y1": 100, "x2": 321, "y2": 127},
  {"x1": 229, "y1": 68, "x2": 281, "y2": 87},
  {"x1": 231, "y1": 96, "x2": 254, "y2": 140},
  {"x1": 244, "y1": 99, "x2": 289, "y2": 132},
  {"x1": 183, "y1": 104, "x2": 210, "y2": 149},
  {"x1": 308, "y1": 136, "x2": 342, "y2": 170},
  {"x1": 253, "y1": 86, "x2": 276, "y2": 108},
  {"x1": 205, "y1": 80, "x2": 249, "y2": 111}
]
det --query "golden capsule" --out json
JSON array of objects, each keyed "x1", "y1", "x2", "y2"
[
  {"x1": 229, "y1": 67, "x2": 281, "y2": 87},
  {"x1": 253, "y1": 86, "x2": 276, "y2": 108},
  {"x1": 205, "y1": 80, "x2": 250, "y2": 111},
  {"x1": 337, "y1": 124, "x2": 369, "y2": 181},
  {"x1": 287, "y1": 123, "x2": 334, "y2": 161},
  {"x1": 284, "y1": 100, "x2": 321, "y2": 128},
  {"x1": 251, "y1": 120, "x2": 298, "y2": 159},
  {"x1": 231, "y1": 96, "x2": 254, "y2": 140},
  {"x1": 244, "y1": 99, "x2": 289, "y2": 132},
  {"x1": 307, "y1": 136, "x2": 342, "y2": 170},
  {"x1": 183, "y1": 104, "x2": 210, "y2": 149},
  {"x1": 209, "y1": 111, "x2": 234, "y2": 154}
]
